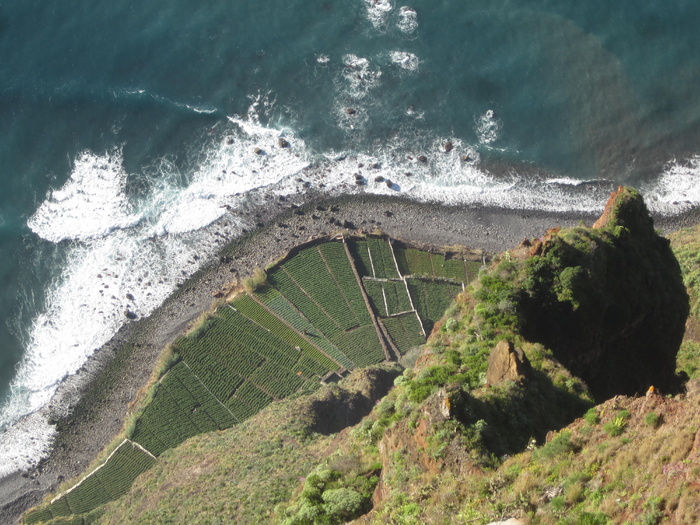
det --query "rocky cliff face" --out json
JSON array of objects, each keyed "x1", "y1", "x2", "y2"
[{"x1": 515, "y1": 187, "x2": 688, "y2": 400}]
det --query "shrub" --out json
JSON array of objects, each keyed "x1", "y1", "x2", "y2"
[
  {"x1": 243, "y1": 268, "x2": 267, "y2": 293},
  {"x1": 537, "y1": 430, "x2": 575, "y2": 459},
  {"x1": 644, "y1": 412, "x2": 661, "y2": 428},
  {"x1": 603, "y1": 416, "x2": 626, "y2": 437},
  {"x1": 584, "y1": 407, "x2": 600, "y2": 425}
]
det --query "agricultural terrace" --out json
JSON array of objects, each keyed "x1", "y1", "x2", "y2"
[{"x1": 24, "y1": 235, "x2": 482, "y2": 524}]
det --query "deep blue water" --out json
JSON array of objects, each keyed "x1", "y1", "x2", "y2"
[{"x1": 1, "y1": 0, "x2": 700, "y2": 472}]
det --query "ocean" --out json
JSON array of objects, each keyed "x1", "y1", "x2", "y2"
[{"x1": 1, "y1": 0, "x2": 699, "y2": 475}]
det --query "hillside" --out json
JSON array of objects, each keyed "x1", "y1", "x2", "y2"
[
  {"x1": 23, "y1": 188, "x2": 700, "y2": 524},
  {"x1": 22, "y1": 236, "x2": 482, "y2": 524}
]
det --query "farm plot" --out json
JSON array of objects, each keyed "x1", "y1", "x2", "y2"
[
  {"x1": 231, "y1": 294, "x2": 337, "y2": 373},
  {"x1": 130, "y1": 362, "x2": 234, "y2": 456},
  {"x1": 256, "y1": 289, "x2": 356, "y2": 370},
  {"x1": 318, "y1": 242, "x2": 371, "y2": 324},
  {"x1": 247, "y1": 360, "x2": 305, "y2": 399},
  {"x1": 267, "y1": 266, "x2": 342, "y2": 338},
  {"x1": 26, "y1": 440, "x2": 156, "y2": 522},
  {"x1": 329, "y1": 325, "x2": 385, "y2": 368},
  {"x1": 363, "y1": 279, "x2": 412, "y2": 317},
  {"x1": 347, "y1": 238, "x2": 374, "y2": 277},
  {"x1": 395, "y1": 246, "x2": 433, "y2": 277},
  {"x1": 366, "y1": 237, "x2": 400, "y2": 278},
  {"x1": 381, "y1": 313, "x2": 426, "y2": 355},
  {"x1": 281, "y1": 246, "x2": 362, "y2": 331},
  {"x1": 406, "y1": 278, "x2": 463, "y2": 334},
  {"x1": 394, "y1": 247, "x2": 470, "y2": 282},
  {"x1": 229, "y1": 381, "x2": 272, "y2": 416}
]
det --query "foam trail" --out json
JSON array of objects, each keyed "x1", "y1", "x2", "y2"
[
  {"x1": 28, "y1": 150, "x2": 141, "y2": 242},
  {"x1": 642, "y1": 156, "x2": 700, "y2": 215}
]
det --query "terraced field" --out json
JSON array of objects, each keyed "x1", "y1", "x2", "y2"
[{"x1": 25, "y1": 235, "x2": 482, "y2": 524}]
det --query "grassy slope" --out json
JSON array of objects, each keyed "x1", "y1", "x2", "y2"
[
  {"x1": 275, "y1": 194, "x2": 700, "y2": 524},
  {"x1": 94, "y1": 365, "x2": 400, "y2": 525}
]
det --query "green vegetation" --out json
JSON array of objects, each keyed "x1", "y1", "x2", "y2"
[
  {"x1": 26, "y1": 236, "x2": 471, "y2": 524},
  {"x1": 381, "y1": 313, "x2": 425, "y2": 355},
  {"x1": 25, "y1": 441, "x2": 154, "y2": 524},
  {"x1": 25, "y1": 189, "x2": 700, "y2": 525},
  {"x1": 407, "y1": 278, "x2": 463, "y2": 334}
]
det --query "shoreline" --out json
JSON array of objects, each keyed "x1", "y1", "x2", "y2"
[{"x1": 1, "y1": 193, "x2": 698, "y2": 523}]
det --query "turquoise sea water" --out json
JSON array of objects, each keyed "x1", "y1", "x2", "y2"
[{"x1": 1, "y1": 0, "x2": 700, "y2": 472}]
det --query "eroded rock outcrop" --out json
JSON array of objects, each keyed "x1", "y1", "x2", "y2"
[
  {"x1": 486, "y1": 340, "x2": 531, "y2": 386},
  {"x1": 515, "y1": 187, "x2": 688, "y2": 400}
]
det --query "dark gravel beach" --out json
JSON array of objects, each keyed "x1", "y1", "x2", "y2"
[{"x1": 1, "y1": 193, "x2": 697, "y2": 523}]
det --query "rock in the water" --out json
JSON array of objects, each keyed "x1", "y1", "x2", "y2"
[
  {"x1": 278, "y1": 137, "x2": 290, "y2": 148},
  {"x1": 486, "y1": 340, "x2": 530, "y2": 386},
  {"x1": 124, "y1": 310, "x2": 138, "y2": 320}
]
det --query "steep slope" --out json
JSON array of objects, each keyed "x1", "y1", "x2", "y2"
[{"x1": 275, "y1": 187, "x2": 693, "y2": 524}]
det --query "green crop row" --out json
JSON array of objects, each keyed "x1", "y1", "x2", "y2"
[
  {"x1": 282, "y1": 248, "x2": 362, "y2": 331},
  {"x1": 248, "y1": 360, "x2": 306, "y2": 399},
  {"x1": 130, "y1": 363, "x2": 233, "y2": 456},
  {"x1": 231, "y1": 294, "x2": 338, "y2": 372},
  {"x1": 394, "y1": 247, "x2": 472, "y2": 282},
  {"x1": 329, "y1": 325, "x2": 385, "y2": 368},
  {"x1": 216, "y1": 307, "x2": 301, "y2": 368},
  {"x1": 362, "y1": 279, "x2": 388, "y2": 316},
  {"x1": 381, "y1": 313, "x2": 426, "y2": 355},
  {"x1": 259, "y1": 292, "x2": 355, "y2": 369},
  {"x1": 26, "y1": 441, "x2": 156, "y2": 522},
  {"x1": 366, "y1": 237, "x2": 400, "y2": 279},
  {"x1": 232, "y1": 381, "x2": 272, "y2": 414},
  {"x1": 363, "y1": 279, "x2": 413, "y2": 317},
  {"x1": 348, "y1": 238, "x2": 374, "y2": 277},
  {"x1": 318, "y1": 242, "x2": 373, "y2": 325},
  {"x1": 407, "y1": 279, "x2": 462, "y2": 334},
  {"x1": 267, "y1": 266, "x2": 342, "y2": 338}
]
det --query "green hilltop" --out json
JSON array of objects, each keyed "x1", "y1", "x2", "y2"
[{"x1": 23, "y1": 188, "x2": 700, "y2": 524}]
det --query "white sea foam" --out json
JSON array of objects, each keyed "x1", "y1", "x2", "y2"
[
  {"x1": 28, "y1": 150, "x2": 141, "y2": 243},
  {"x1": 475, "y1": 109, "x2": 502, "y2": 145},
  {"x1": 642, "y1": 156, "x2": 700, "y2": 215},
  {"x1": 341, "y1": 54, "x2": 382, "y2": 99},
  {"x1": 0, "y1": 102, "x2": 310, "y2": 475},
  {"x1": 364, "y1": 0, "x2": 393, "y2": 29},
  {"x1": 389, "y1": 51, "x2": 420, "y2": 71},
  {"x1": 397, "y1": 6, "x2": 418, "y2": 34}
]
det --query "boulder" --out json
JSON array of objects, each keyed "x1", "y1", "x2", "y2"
[{"x1": 486, "y1": 340, "x2": 530, "y2": 386}]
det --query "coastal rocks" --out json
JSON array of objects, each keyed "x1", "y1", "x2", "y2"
[
  {"x1": 486, "y1": 340, "x2": 531, "y2": 386},
  {"x1": 124, "y1": 310, "x2": 138, "y2": 320}
]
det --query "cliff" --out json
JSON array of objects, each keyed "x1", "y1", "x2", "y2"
[{"x1": 23, "y1": 188, "x2": 699, "y2": 524}]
